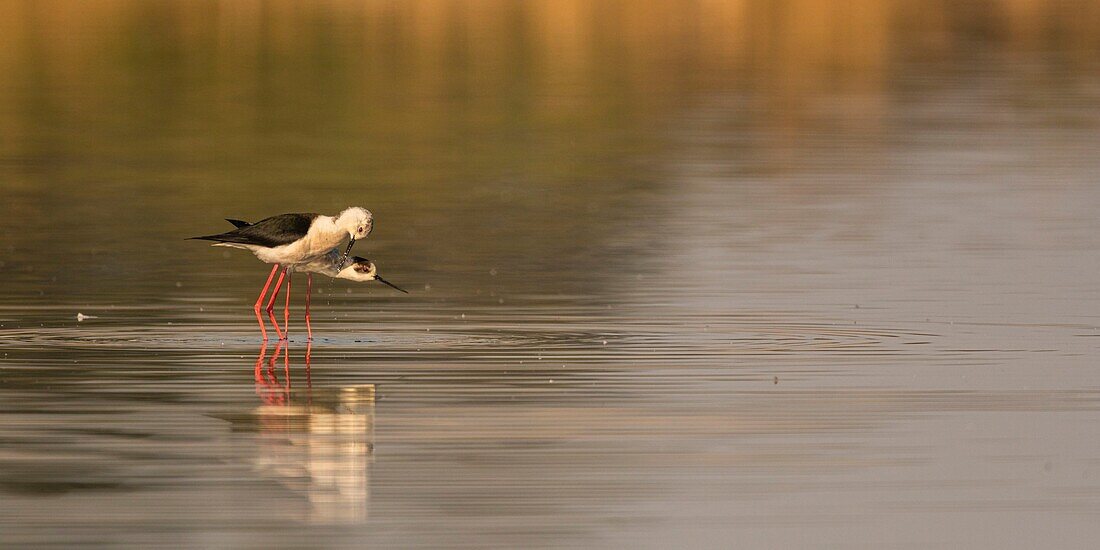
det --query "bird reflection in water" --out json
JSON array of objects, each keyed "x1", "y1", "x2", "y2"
[{"x1": 224, "y1": 342, "x2": 375, "y2": 524}]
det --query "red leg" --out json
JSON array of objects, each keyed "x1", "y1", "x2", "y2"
[
  {"x1": 254, "y1": 342, "x2": 269, "y2": 387},
  {"x1": 283, "y1": 270, "x2": 292, "y2": 338},
  {"x1": 255, "y1": 341, "x2": 281, "y2": 406},
  {"x1": 268, "y1": 341, "x2": 287, "y2": 405},
  {"x1": 282, "y1": 339, "x2": 291, "y2": 392},
  {"x1": 254, "y1": 264, "x2": 280, "y2": 340},
  {"x1": 267, "y1": 340, "x2": 281, "y2": 382},
  {"x1": 265, "y1": 267, "x2": 288, "y2": 340},
  {"x1": 304, "y1": 341, "x2": 313, "y2": 403},
  {"x1": 305, "y1": 273, "x2": 313, "y2": 341}
]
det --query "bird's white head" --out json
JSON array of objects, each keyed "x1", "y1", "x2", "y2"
[
  {"x1": 336, "y1": 257, "x2": 378, "y2": 282},
  {"x1": 335, "y1": 256, "x2": 409, "y2": 293},
  {"x1": 335, "y1": 206, "x2": 373, "y2": 263},
  {"x1": 335, "y1": 206, "x2": 373, "y2": 240}
]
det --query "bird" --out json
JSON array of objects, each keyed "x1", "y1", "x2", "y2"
[
  {"x1": 275, "y1": 249, "x2": 408, "y2": 341},
  {"x1": 205, "y1": 217, "x2": 406, "y2": 341},
  {"x1": 189, "y1": 208, "x2": 374, "y2": 340},
  {"x1": 299, "y1": 249, "x2": 408, "y2": 293}
]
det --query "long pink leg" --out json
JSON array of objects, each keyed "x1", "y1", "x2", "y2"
[
  {"x1": 283, "y1": 270, "x2": 292, "y2": 337},
  {"x1": 267, "y1": 341, "x2": 287, "y2": 406},
  {"x1": 268, "y1": 340, "x2": 282, "y2": 382},
  {"x1": 305, "y1": 273, "x2": 313, "y2": 341},
  {"x1": 265, "y1": 267, "x2": 288, "y2": 340},
  {"x1": 282, "y1": 339, "x2": 291, "y2": 392},
  {"x1": 254, "y1": 264, "x2": 280, "y2": 341},
  {"x1": 255, "y1": 342, "x2": 280, "y2": 406},
  {"x1": 253, "y1": 343, "x2": 269, "y2": 387},
  {"x1": 304, "y1": 341, "x2": 313, "y2": 403}
]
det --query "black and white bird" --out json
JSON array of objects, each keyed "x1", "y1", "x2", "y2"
[
  {"x1": 191, "y1": 207, "x2": 373, "y2": 265},
  {"x1": 259, "y1": 247, "x2": 408, "y2": 341},
  {"x1": 189, "y1": 207, "x2": 374, "y2": 340},
  {"x1": 298, "y1": 248, "x2": 408, "y2": 292}
]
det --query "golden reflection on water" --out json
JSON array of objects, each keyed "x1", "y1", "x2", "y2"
[
  {"x1": 0, "y1": 0, "x2": 1097, "y2": 306},
  {"x1": 2, "y1": 0, "x2": 1099, "y2": 178},
  {"x1": 222, "y1": 343, "x2": 375, "y2": 525}
]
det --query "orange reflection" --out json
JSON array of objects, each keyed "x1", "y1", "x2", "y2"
[{"x1": 236, "y1": 341, "x2": 375, "y2": 524}]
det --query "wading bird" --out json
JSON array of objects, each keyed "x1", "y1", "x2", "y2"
[
  {"x1": 189, "y1": 208, "x2": 381, "y2": 339},
  {"x1": 260, "y1": 249, "x2": 408, "y2": 340}
]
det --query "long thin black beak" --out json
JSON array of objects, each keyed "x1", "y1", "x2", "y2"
[
  {"x1": 341, "y1": 237, "x2": 356, "y2": 264},
  {"x1": 375, "y1": 275, "x2": 408, "y2": 294}
]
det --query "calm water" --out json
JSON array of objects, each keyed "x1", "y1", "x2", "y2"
[{"x1": 3, "y1": 1, "x2": 1100, "y2": 547}]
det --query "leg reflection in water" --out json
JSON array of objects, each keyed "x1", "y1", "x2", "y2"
[{"x1": 234, "y1": 341, "x2": 375, "y2": 524}]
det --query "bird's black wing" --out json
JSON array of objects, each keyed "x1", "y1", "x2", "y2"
[
  {"x1": 190, "y1": 213, "x2": 320, "y2": 248},
  {"x1": 225, "y1": 218, "x2": 251, "y2": 228}
]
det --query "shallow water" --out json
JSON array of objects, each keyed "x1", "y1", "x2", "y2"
[{"x1": 3, "y1": 1, "x2": 1100, "y2": 548}]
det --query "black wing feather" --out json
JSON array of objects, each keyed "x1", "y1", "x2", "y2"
[
  {"x1": 225, "y1": 218, "x2": 251, "y2": 228},
  {"x1": 190, "y1": 213, "x2": 320, "y2": 248}
]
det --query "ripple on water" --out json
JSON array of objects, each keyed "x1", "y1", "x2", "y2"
[{"x1": 0, "y1": 316, "x2": 939, "y2": 364}]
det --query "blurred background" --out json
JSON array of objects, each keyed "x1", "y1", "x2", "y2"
[
  {"x1": 2, "y1": 1, "x2": 1100, "y2": 548},
  {"x1": 2, "y1": 0, "x2": 1097, "y2": 300}
]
